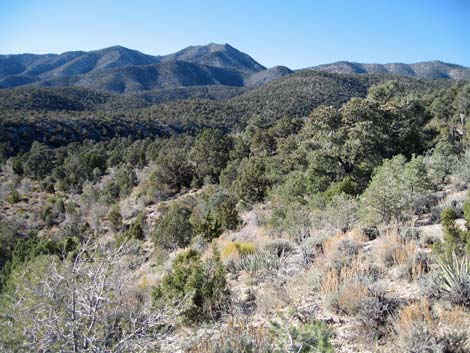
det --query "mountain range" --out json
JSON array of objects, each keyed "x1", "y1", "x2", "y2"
[
  {"x1": 0, "y1": 43, "x2": 469, "y2": 92},
  {"x1": 312, "y1": 60, "x2": 470, "y2": 80}
]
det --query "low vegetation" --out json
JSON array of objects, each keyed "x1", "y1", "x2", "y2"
[{"x1": 1, "y1": 76, "x2": 469, "y2": 352}]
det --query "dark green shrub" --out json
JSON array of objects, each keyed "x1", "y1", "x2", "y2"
[
  {"x1": 7, "y1": 189, "x2": 21, "y2": 204},
  {"x1": 190, "y1": 129, "x2": 232, "y2": 185},
  {"x1": 435, "y1": 206, "x2": 470, "y2": 257},
  {"x1": 232, "y1": 157, "x2": 270, "y2": 205},
  {"x1": 152, "y1": 248, "x2": 229, "y2": 323},
  {"x1": 190, "y1": 188, "x2": 240, "y2": 241},
  {"x1": 108, "y1": 204, "x2": 123, "y2": 231},
  {"x1": 116, "y1": 213, "x2": 145, "y2": 246},
  {"x1": 152, "y1": 202, "x2": 194, "y2": 250}
]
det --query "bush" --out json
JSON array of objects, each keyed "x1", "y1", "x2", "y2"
[
  {"x1": 456, "y1": 149, "x2": 470, "y2": 184},
  {"x1": 108, "y1": 204, "x2": 123, "y2": 231},
  {"x1": 116, "y1": 213, "x2": 145, "y2": 246},
  {"x1": 232, "y1": 157, "x2": 270, "y2": 205},
  {"x1": 271, "y1": 318, "x2": 334, "y2": 353},
  {"x1": 394, "y1": 300, "x2": 470, "y2": 353},
  {"x1": 425, "y1": 140, "x2": 459, "y2": 184},
  {"x1": 190, "y1": 129, "x2": 232, "y2": 185},
  {"x1": 221, "y1": 242, "x2": 256, "y2": 261},
  {"x1": 190, "y1": 188, "x2": 241, "y2": 241},
  {"x1": 435, "y1": 206, "x2": 470, "y2": 258},
  {"x1": 360, "y1": 155, "x2": 432, "y2": 225},
  {"x1": 152, "y1": 248, "x2": 230, "y2": 323},
  {"x1": 356, "y1": 291, "x2": 398, "y2": 339},
  {"x1": 189, "y1": 319, "x2": 274, "y2": 353},
  {"x1": 7, "y1": 189, "x2": 21, "y2": 204},
  {"x1": 152, "y1": 202, "x2": 194, "y2": 250}
]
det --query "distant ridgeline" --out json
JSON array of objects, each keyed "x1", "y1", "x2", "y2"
[{"x1": 0, "y1": 42, "x2": 466, "y2": 154}]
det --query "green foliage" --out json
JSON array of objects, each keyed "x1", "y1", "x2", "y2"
[
  {"x1": 455, "y1": 148, "x2": 470, "y2": 184},
  {"x1": 301, "y1": 85, "x2": 431, "y2": 193},
  {"x1": 108, "y1": 204, "x2": 123, "y2": 231},
  {"x1": 435, "y1": 206, "x2": 470, "y2": 258},
  {"x1": 190, "y1": 129, "x2": 232, "y2": 185},
  {"x1": 22, "y1": 142, "x2": 56, "y2": 179},
  {"x1": 100, "y1": 164, "x2": 138, "y2": 203},
  {"x1": 0, "y1": 235, "x2": 78, "y2": 292},
  {"x1": 150, "y1": 138, "x2": 194, "y2": 195},
  {"x1": 152, "y1": 201, "x2": 194, "y2": 250},
  {"x1": 250, "y1": 129, "x2": 277, "y2": 156},
  {"x1": 190, "y1": 187, "x2": 241, "y2": 241},
  {"x1": 324, "y1": 176, "x2": 360, "y2": 201},
  {"x1": 271, "y1": 318, "x2": 334, "y2": 353},
  {"x1": 435, "y1": 253, "x2": 470, "y2": 307},
  {"x1": 0, "y1": 221, "x2": 19, "y2": 272},
  {"x1": 7, "y1": 189, "x2": 21, "y2": 204},
  {"x1": 116, "y1": 213, "x2": 146, "y2": 246},
  {"x1": 190, "y1": 211, "x2": 222, "y2": 241},
  {"x1": 152, "y1": 248, "x2": 229, "y2": 323},
  {"x1": 232, "y1": 157, "x2": 270, "y2": 205},
  {"x1": 360, "y1": 155, "x2": 432, "y2": 225},
  {"x1": 425, "y1": 140, "x2": 459, "y2": 183}
]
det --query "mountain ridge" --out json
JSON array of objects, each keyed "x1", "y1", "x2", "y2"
[
  {"x1": 1, "y1": 44, "x2": 469, "y2": 93},
  {"x1": 312, "y1": 60, "x2": 470, "y2": 80}
]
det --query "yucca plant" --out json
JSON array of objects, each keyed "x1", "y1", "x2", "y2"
[{"x1": 435, "y1": 253, "x2": 470, "y2": 307}]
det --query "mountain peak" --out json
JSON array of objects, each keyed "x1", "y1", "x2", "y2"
[{"x1": 161, "y1": 43, "x2": 265, "y2": 73}]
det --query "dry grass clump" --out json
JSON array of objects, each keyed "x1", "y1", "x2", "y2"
[
  {"x1": 374, "y1": 231, "x2": 430, "y2": 280},
  {"x1": 320, "y1": 258, "x2": 372, "y2": 315},
  {"x1": 322, "y1": 229, "x2": 367, "y2": 258},
  {"x1": 320, "y1": 229, "x2": 368, "y2": 273},
  {"x1": 393, "y1": 299, "x2": 470, "y2": 353},
  {"x1": 188, "y1": 319, "x2": 274, "y2": 353}
]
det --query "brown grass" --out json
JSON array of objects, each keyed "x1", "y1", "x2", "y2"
[
  {"x1": 188, "y1": 319, "x2": 273, "y2": 353},
  {"x1": 320, "y1": 258, "x2": 371, "y2": 314},
  {"x1": 393, "y1": 300, "x2": 470, "y2": 352}
]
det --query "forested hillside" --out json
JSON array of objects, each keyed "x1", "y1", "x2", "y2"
[{"x1": 1, "y1": 68, "x2": 470, "y2": 352}]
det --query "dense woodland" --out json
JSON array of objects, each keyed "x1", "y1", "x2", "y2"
[{"x1": 0, "y1": 70, "x2": 470, "y2": 352}]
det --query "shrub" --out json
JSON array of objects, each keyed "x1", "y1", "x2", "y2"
[
  {"x1": 360, "y1": 154, "x2": 432, "y2": 225},
  {"x1": 116, "y1": 213, "x2": 145, "y2": 246},
  {"x1": 232, "y1": 157, "x2": 270, "y2": 205},
  {"x1": 152, "y1": 202, "x2": 194, "y2": 250},
  {"x1": 190, "y1": 210, "x2": 222, "y2": 241},
  {"x1": 393, "y1": 299, "x2": 470, "y2": 353},
  {"x1": 221, "y1": 242, "x2": 256, "y2": 261},
  {"x1": 262, "y1": 239, "x2": 295, "y2": 257},
  {"x1": 152, "y1": 248, "x2": 229, "y2": 323},
  {"x1": 190, "y1": 188, "x2": 241, "y2": 241},
  {"x1": 190, "y1": 129, "x2": 232, "y2": 185},
  {"x1": 271, "y1": 318, "x2": 334, "y2": 353},
  {"x1": 425, "y1": 140, "x2": 459, "y2": 184},
  {"x1": 108, "y1": 204, "x2": 123, "y2": 231},
  {"x1": 320, "y1": 260, "x2": 373, "y2": 315},
  {"x1": 189, "y1": 319, "x2": 274, "y2": 353},
  {"x1": 456, "y1": 149, "x2": 470, "y2": 184},
  {"x1": 7, "y1": 189, "x2": 21, "y2": 204},
  {"x1": 356, "y1": 291, "x2": 398, "y2": 339},
  {"x1": 435, "y1": 206, "x2": 470, "y2": 258},
  {"x1": 235, "y1": 249, "x2": 288, "y2": 278}
]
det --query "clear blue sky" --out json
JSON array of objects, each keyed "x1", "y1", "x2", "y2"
[{"x1": 1, "y1": 0, "x2": 469, "y2": 69}]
